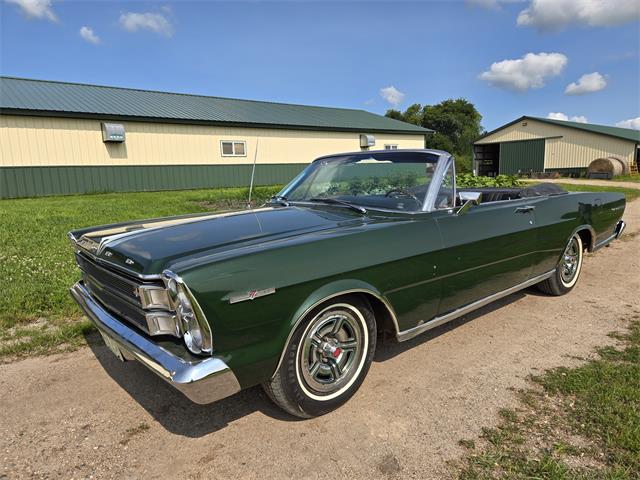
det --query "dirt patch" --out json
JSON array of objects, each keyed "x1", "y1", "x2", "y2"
[
  {"x1": 377, "y1": 453, "x2": 402, "y2": 477},
  {"x1": 120, "y1": 422, "x2": 150, "y2": 446},
  {"x1": 1, "y1": 201, "x2": 638, "y2": 480}
]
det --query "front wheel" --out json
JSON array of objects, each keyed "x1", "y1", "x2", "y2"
[
  {"x1": 263, "y1": 296, "x2": 376, "y2": 418},
  {"x1": 538, "y1": 233, "x2": 584, "y2": 296}
]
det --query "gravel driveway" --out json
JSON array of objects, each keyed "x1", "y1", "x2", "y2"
[{"x1": 1, "y1": 200, "x2": 638, "y2": 480}]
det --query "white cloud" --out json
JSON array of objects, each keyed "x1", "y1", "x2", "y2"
[
  {"x1": 379, "y1": 86, "x2": 405, "y2": 106},
  {"x1": 517, "y1": 0, "x2": 640, "y2": 31},
  {"x1": 615, "y1": 117, "x2": 640, "y2": 130},
  {"x1": 79, "y1": 26, "x2": 100, "y2": 45},
  {"x1": 547, "y1": 112, "x2": 569, "y2": 120},
  {"x1": 119, "y1": 12, "x2": 173, "y2": 37},
  {"x1": 547, "y1": 112, "x2": 588, "y2": 123},
  {"x1": 565, "y1": 72, "x2": 607, "y2": 95},
  {"x1": 5, "y1": 0, "x2": 57, "y2": 21},
  {"x1": 479, "y1": 52, "x2": 567, "y2": 91}
]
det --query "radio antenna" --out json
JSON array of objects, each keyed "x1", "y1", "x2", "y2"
[{"x1": 247, "y1": 138, "x2": 259, "y2": 209}]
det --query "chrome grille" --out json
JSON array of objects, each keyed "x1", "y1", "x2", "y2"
[
  {"x1": 75, "y1": 253, "x2": 161, "y2": 334},
  {"x1": 84, "y1": 276, "x2": 149, "y2": 331},
  {"x1": 76, "y1": 253, "x2": 140, "y2": 305}
]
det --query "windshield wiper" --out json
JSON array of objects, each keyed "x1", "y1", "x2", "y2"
[
  {"x1": 308, "y1": 197, "x2": 367, "y2": 215},
  {"x1": 270, "y1": 195, "x2": 290, "y2": 207}
]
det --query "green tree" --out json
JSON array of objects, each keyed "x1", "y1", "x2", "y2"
[{"x1": 385, "y1": 98, "x2": 483, "y2": 172}]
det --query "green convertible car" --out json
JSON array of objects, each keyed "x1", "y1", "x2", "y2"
[{"x1": 69, "y1": 149, "x2": 626, "y2": 417}]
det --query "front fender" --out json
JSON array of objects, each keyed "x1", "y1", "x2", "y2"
[
  {"x1": 271, "y1": 278, "x2": 396, "y2": 379},
  {"x1": 289, "y1": 278, "x2": 388, "y2": 329}
]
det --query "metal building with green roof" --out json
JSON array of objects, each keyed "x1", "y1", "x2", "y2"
[
  {"x1": 473, "y1": 115, "x2": 640, "y2": 176},
  {"x1": 0, "y1": 77, "x2": 430, "y2": 198}
]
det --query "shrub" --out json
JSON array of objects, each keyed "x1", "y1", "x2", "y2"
[{"x1": 456, "y1": 174, "x2": 523, "y2": 188}]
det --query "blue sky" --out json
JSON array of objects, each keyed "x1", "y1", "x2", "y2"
[{"x1": 1, "y1": 0, "x2": 639, "y2": 131}]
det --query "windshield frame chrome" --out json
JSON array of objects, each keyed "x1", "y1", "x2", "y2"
[{"x1": 276, "y1": 149, "x2": 453, "y2": 214}]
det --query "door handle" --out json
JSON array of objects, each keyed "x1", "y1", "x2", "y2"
[{"x1": 515, "y1": 205, "x2": 535, "y2": 213}]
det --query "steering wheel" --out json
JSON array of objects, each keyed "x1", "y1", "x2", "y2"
[{"x1": 385, "y1": 188, "x2": 421, "y2": 204}]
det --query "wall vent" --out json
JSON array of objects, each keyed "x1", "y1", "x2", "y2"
[
  {"x1": 102, "y1": 123, "x2": 125, "y2": 143},
  {"x1": 360, "y1": 134, "x2": 375, "y2": 148}
]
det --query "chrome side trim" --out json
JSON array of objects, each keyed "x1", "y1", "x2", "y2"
[
  {"x1": 593, "y1": 220, "x2": 626, "y2": 251},
  {"x1": 270, "y1": 288, "x2": 400, "y2": 379},
  {"x1": 395, "y1": 270, "x2": 555, "y2": 342},
  {"x1": 593, "y1": 234, "x2": 617, "y2": 251},
  {"x1": 70, "y1": 281, "x2": 240, "y2": 404}
]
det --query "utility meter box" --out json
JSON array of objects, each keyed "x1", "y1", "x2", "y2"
[
  {"x1": 359, "y1": 134, "x2": 375, "y2": 148},
  {"x1": 102, "y1": 123, "x2": 125, "y2": 143}
]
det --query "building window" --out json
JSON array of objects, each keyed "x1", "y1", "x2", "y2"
[
  {"x1": 384, "y1": 144, "x2": 398, "y2": 150},
  {"x1": 221, "y1": 140, "x2": 247, "y2": 157}
]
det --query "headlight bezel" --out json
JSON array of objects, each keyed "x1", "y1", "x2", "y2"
[{"x1": 162, "y1": 270, "x2": 213, "y2": 356}]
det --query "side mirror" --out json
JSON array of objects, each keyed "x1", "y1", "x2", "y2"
[{"x1": 457, "y1": 191, "x2": 482, "y2": 215}]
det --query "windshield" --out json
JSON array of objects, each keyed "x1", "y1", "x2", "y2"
[{"x1": 277, "y1": 151, "x2": 442, "y2": 212}]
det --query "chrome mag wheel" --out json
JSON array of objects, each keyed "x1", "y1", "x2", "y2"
[
  {"x1": 560, "y1": 236, "x2": 581, "y2": 286},
  {"x1": 296, "y1": 304, "x2": 367, "y2": 400}
]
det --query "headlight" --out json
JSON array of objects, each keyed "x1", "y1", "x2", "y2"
[{"x1": 162, "y1": 270, "x2": 213, "y2": 355}]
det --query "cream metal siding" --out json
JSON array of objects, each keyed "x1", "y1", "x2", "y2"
[
  {"x1": 0, "y1": 115, "x2": 426, "y2": 167},
  {"x1": 476, "y1": 118, "x2": 636, "y2": 169}
]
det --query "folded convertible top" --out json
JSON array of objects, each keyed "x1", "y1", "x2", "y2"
[{"x1": 519, "y1": 183, "x2": 568, "y2": 198}]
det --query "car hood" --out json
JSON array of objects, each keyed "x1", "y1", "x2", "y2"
[{"x1": 72, "y1": 206, "x2": 364, "y2": 275}]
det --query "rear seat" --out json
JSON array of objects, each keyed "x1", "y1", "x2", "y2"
[
  {"x1": 458, "y1": 183, "x2": 567, "y2": 203},
  {"x1": 458, "y1": 188, "x2": 522, "y2": 203}
]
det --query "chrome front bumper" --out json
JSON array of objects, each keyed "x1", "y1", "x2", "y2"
[{"x1": 70, "y1": 281, "x2": 241, "y2": 404}]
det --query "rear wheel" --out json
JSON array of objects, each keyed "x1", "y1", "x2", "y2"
[
  {"x1": 263, "y1": 296, "x2": 376, "y2": 418},
  {"x1": 538, "y1": 234, "x2": 583, "y2": 296}
]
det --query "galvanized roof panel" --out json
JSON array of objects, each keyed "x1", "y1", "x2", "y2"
[{"x1": 0, "y1": 77, "x2": 430, "y2": 134}]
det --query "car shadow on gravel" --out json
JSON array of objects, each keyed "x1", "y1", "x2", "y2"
[
  {"x1": 86, "y1": 339, "x2": 300, "y2": 438},
  {"x1": 85, "y1": 288, "x2": 534, "y2": 438}
]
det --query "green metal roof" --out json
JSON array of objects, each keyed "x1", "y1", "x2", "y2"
[
  {"x1": 0, "y1": 76, "x2": 430, "y2": 134},
  {"x1": 477, "y1": 115, "x2": 640, "y2": 144},
  {"x1": 530, "y1": 116, "x2": 640, "y2": 143}
]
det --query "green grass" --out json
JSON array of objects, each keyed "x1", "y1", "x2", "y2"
[
  {"x1": 557, "y1": 183, "x2": 640, "y2": 202},
  {"x1": 456, "y1": 320, "x2": 640, "y2": 479},
  {"x1": 610, "y1": 175, "x2": 640, "y2": 183},
  {"x1": 0, "y1": 185, "x2": 282, "y2": 359}
]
